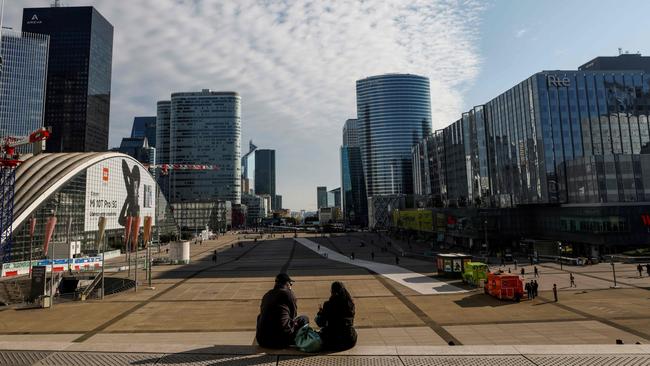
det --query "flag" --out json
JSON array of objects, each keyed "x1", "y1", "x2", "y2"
[
  {"x1": 143, "y1": 216, "x2": 153, "y2": 248},
  {"x1": 124, "y1": 216, "x2": 133, "y2": 252},
  {"x1": 43, "y1": 216, "x2": 57, "y2": 256},
  {"x1": 131, "y1": 216, "x2": 141, "y2": 252}
]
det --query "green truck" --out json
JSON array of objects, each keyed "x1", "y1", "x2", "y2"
[{"x1": 462, "y1": 262, "x2": 489, "y2": 286}]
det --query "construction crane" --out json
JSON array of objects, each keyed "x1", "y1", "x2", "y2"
[{"x1": 0, "y1": 127, "x2": 51, "y2": 263}]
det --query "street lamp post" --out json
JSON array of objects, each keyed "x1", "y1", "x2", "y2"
[
  {"x1": 558, "y1": 242, "x2": 563, "y2": 271},
  {"x1": 611, "y1": 260, "x2": 617, "y2": 288}
]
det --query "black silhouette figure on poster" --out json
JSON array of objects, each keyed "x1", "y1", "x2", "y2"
[{"x1": 119, "y1": 160, "x2": 141, "y2": 226}]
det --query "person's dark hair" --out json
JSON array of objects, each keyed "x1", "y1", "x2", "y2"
[{"x1": 331, "y1": 281, "x2": 355, "y2": 312}]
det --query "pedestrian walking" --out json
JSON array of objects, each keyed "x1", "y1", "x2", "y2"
[
  {"x1": 395, "y1": 255, "x2": 400, "y2": 265},
  {"x1": 350, "y1": 252, "x2": 355, "y2": 260},
  {"x1": 525, "y1": 281, "x2": 531, "y2": 299},
  {"x1": 371, "y1": 252, "x2": 375, "y2": 261},
  {"x1": 318, "y1": 244, "x2": 321, "y2": 251},
  {"x1": 514, "y1": 259, "x2": 518, "y2": 270},
  {"x1": 569, "y1": 273, "x2": 576, "y2": 287},
  {"x1": 637, "y1": 264, "x2": 643, "y2": 278},
  {"x1": 521, "y1": 267, "x2": 525, "y2": 276},
  {"x1": 646, "y1": 264, "x2": 650, "y2": 277},
  {"x1": 534, "y1": 266, "x2": 539, "y2": 278},
  {"x1": 532, "y1": 280, "x2": 538, "y2": 299},
  {"x1": 553, "y1": 283, "x2": 558, "y2": 302}
]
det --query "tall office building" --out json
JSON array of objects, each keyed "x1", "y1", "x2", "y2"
[
  {"x1": 0, "y1": 29, "x2": 49, "y2": 151},
  {"x1": 342, "y1": 119, "x2": 358, "y2": 147},
  {"x1": 131, "y1": 116, "x2": 156, "y2": 147},
  {"x1": 340, "y1": 117, "x2": 367, "y2": 226},
  {"x1": 356, "y1": 74, "x2": 432, "y2": 196},
  {"x1": 317, "y1": 186, "x2": 328, "y2": 209},
  {"x1": 23, "y1": 6, "x2": 114, "y2": 153},
  {"x1": 168, "y1": 90, "x2": 241, "y2": 204},
  {"x1": 254, "y1": 149, "x2": 276, "y2": 209},
  {"x1": 155, "y1": 101, "x2": 171, "y2": 165}
]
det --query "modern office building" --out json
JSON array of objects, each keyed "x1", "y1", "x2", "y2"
[
  {"x1": 131, "y1": 116, "x2": 156, "y2": 148},
  {"x1": 155, "y1": 101, "x2": 171, "y2": 166},
  {"x1": 116, "y1": 137, "x2": 155, "y2": 165},
  {"x1": 342, "y1": 119, "x2": 358, "y2": 147},
  {"x1": 274, "y1": 195, "x2": 283, "y2": 211},
  {"x1": 154, "y1": 90, "x2": 240, "y2": 233},
  {"x1": 23, "y1": 6, "x2": 113, "y2": 153},
  {"x1": 0, "y1": 29, "x2": 49, "y2": 152},
  {"x1": 411, "y1": 53, "x2": 650, "y2": 255},
  {"x1": 327, "y1": 188, "x2": 341, "y2": 208},
  {"x1": 356, "y1": 74, "x2": 432, "y2": 227},
  {"x1": 317, "y1": 186, "x2": 328, "y2": 209},
  {"x1": 254, "y1": 149, "x2": 276, "y2": 209},
  {"x1": 357, "y1": 74, "x2": 432, "y2": 196},
  {"x1": 341, "y1": 118, "x2": 367, "y2": 226}
]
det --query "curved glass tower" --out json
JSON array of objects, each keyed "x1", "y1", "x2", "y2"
[{"x1": 356, "y1": 74, "x2": 432, "y2": 196}]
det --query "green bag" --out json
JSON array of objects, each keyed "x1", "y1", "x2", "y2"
[{"x1": 294, "y1": 324, "x2": 322, "y2": 352}]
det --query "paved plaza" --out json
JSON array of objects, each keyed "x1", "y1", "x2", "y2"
[{"x1": 0, "y1": 233, "x2": 649, "y2": 364}]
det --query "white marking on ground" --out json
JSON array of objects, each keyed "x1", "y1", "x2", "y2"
[{"x1": 295, "y1": 237, "x2": 466, "y2": 295}]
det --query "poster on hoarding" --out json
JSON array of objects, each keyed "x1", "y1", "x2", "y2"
[{"x1": 85, "y1": 158, "x2": 156, "y2": 231}]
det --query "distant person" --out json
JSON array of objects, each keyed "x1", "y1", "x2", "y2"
[
  {"x1": 534, "y1": 266, "x2": 539, "y2": 278},
  {"x1": 256, "y1": 273, "x2": 309, "y2": 348},
  {"x1": 513, "y1": 259, "x2": 517, "y2": 269},
  {"x1": 317, "y1": 244, "x2": 321, "y2": 251},
  {"x1": 316, "y1": 281, "x2": 357, "y2": 351},
  {"x1": 395, "y1": 255, "x2": 400, "y2": 265},
  {"x1": 553, "y1": 283, "x2": 558, "y2": 302},
  {"x1": 520, "y1": 268, "x2": 525, "y2": 277},
  {"x1": 637, "y1": 264, "x2": 643, "y2": 278},
  {"x1": 533, "y1": 280, "x2": 538, "y2": 298},
  {"x1": 525, "y1": 281, "x2": 531, "y2": 299},
  {"x1": 646, "y1": 264, "x2": 650, "y2": 277},
  {"x1": 350, "y1": 252, "x2": 355, "y2": 260},
  {"x1": 569, "y1": 273, "x2": 576, "y2": 288}
]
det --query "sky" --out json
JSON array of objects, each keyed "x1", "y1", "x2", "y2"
[{"x1": 5, "y1": 0, "x2": 650, "y2": 211}]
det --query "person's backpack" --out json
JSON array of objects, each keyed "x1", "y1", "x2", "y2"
[{"x1": 294, "y1": 324, "x2": 322, "y2": 352}]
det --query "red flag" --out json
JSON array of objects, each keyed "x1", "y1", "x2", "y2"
[
  {"x1": 29, "y1": 216, "x2": 37, "y2": 239},
  {"x1": 124, "y1": 216, "x2": 133, "y2": 252},
  {"x1": 143, "y1": 216, "x2": 153, "y2": 248},
  {"x1": 131, "y1": 216, "x2": 141, "y2": 252},
  {"x1": 43, "y1": 216, "x2": 57, "y2": 256}
]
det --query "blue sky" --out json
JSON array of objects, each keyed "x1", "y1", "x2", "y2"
[
  {"x1": 463, "y1": 0, "x2": 650, "y2": 115},
  {"x1": 6, "y1": 1, "x2": 650, "y2": 211}
]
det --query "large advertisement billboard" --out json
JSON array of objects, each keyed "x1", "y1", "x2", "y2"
[
  {"x1": 84, "y1": 157, "x2": 156, "y2": 231},
  {"x1": 392, "y1": 209, "x2": 433, "y2": 232}
]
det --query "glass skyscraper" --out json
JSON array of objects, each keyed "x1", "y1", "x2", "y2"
[
  {"x1": 167, "y1": 90, "x2": 241, "y2": 205},
  {"x1": 254, "y1": 149, "x2": 276, "y2": 209},
  {"x1": 0, "y1": 29, "x2": 49, "y2": 152},
  {"x1": 131, "y1": 116, "x2": 157, "y2": 147},
  {"x1": 23, "y1": 6, "x2": 113, "y2": 153},
  {"x1": 340, "y1": 118, "x2": 367, "y2": 226},
  {"x1": 356, "y1": 74, "x2": 432, "y2": 197}
]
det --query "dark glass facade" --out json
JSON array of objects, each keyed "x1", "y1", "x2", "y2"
[
  {"x1": 254, "y1": 149, "x2": 276, "y2": 209},
  {"x1": 357, "y1": 74, "x2": 432, "y2": 197},
  {"x1": 23, "y1": 6, "x2": 113, "y2": 153},
  {"x1": 131, "y1": 116, "x2": 156, "y2": 148},
  {"x1": 341, "y1": 146, "x2": 367, "y2": 226}
]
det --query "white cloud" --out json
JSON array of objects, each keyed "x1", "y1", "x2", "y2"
[
  {"x1": 515, "y1": 28, "x2": 528, "y2": 38},
  {"x1": 6, "y1": 0, "x2": 484, "y2": 210}
]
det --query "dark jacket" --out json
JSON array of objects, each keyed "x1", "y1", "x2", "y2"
[
  {"x1": 256, "y1": 285, "x2": 299, "y2": 348},
  {"x1": 316, "y1": 295, "x2": 357, "y2": 351}
]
